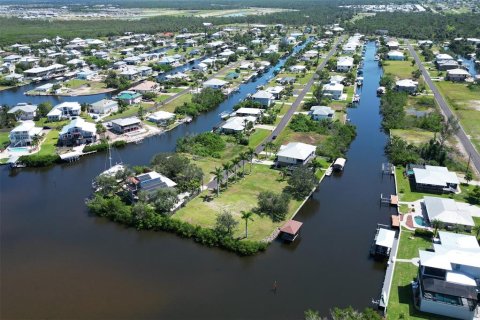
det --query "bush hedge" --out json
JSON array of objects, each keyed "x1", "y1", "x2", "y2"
[
  {"x1": 414, "y1": 228, "x2": 434, "y2": 239},
  {"x1": 19, "y1": 154, "x2": 61, "y2": 167}
]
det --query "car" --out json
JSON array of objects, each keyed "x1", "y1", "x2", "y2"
[{"x1": 272, "y1": 135, "x2": 277, "y2": 140}]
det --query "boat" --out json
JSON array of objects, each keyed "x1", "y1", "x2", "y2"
[
  {"x1": 374, "y1": 55, "x2": 380, "y2": 61},
  {"x1": 92, "y1": 144, "x2": 124, "y2": 189},
  {"x1": 332, "y1": 158, "x2": 346, "y2": 171},
  {"x1": 369, "y1": 224, "x2": 395, "y2": 258},
  {"x1": 219, "y1": 111, "x2": 231, "y2": 119},
  {"x1": 353, "y1": 94, "x2": 360, "y2": 103},
  {"x1": 376, "y1": 86, "x2": 386, "y2": 96},
  {"x1": 185, "y1": 116, "x2": 193, "y2": 123},
  {"x1": 325, "y1": 167, "x2": 333, "y2": 176}
]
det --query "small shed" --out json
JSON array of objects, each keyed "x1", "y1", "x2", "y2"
[{"x1": 279, "y1": 220, "x2": 303, "y2": 242}]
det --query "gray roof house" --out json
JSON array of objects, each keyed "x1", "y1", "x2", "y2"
[
  {"x1": 8, "y1": 103, "x2": 38, "y2": 120},
  {"x1": 276, "y1": 142, "x2": 316, "y2": 166},
  {"x1": 310, "y1": 106, "x2": 334, "y2": 121},
  {"x1": 411, "y1": 165, "x2": 459, "y2": 193},
  {"x1": 423, "y1": 196, "x2": 477, "y2": 229}
]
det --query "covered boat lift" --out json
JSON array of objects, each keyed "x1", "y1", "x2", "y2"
[{"x1": 279, "y1": 220, "x2": 303, "y2": 242}]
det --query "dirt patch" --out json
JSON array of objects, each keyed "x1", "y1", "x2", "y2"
[
  {"x1": 289, "y1": 132, "x2": 325, "y2": 145},
  {"x1": 468, "y1": 100, "x2": 480, "y2": 111}
]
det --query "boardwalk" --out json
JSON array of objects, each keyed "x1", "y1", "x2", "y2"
[{"x1": 407, "y1": 42, "x2": 480, "y2": 174}]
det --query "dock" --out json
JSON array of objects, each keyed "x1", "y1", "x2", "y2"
[
  {"x1": 378, "y1": 233, "x2": 400, "y2": 311},
  {"x1": 380, "y1": 193, "x2": 398, "y2": 206}
]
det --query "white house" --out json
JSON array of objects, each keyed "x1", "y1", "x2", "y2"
[
  {"x1": 265, "y1": 86, "x2": 284, "y2": 99},
  {"x1": 386, "y1": 40, "x2": 400, "y2": 50},
  {"x1": 147, "y1": 111, "x2": 176, "y2": 126},
  {"x1": 47, "y1": 102, "x2": 81, "y2": 121},
  {"x1": 322, "y1": 82, "x2": 344, "y2": 100},
  {"x1": 235, "y1": 108, "x2": 263, "y2": 119},
  {"x1": 289, "y1": 65, "x2": 306, "y2": 73},
  {"x1": 8, "y1": 103, "x2": 38, "y2": 120},
  {"x1": 310, "y1": 106, "x2": 334, "y2": 121},
  {"x1": 446, "y1": 69, "x2": 471, "y2": 82},
  {"x1": 395, "y1": 79, "x2": 418, "y2": 93},
  {"x1": 219, "y1": 116, "x2": 256, "y2": 134},
  {"x1": 411, "y1": 165, "x2": 460, "y2": 193},
  {"x1": 90, "y1": 99, "x2": 118, "y2": 115},
  {"x1": 59, "y1": 117, "x2": 97, "y2": 145},
  {"x1": 9, "y1": 121, "x2": 42, "y2": 147},
  {"x1": 387, "y1": 50, "x2": 405, "y2": 61},
  {"x1": 423, "y1": 196, "x2": 477, "y2": 231},
  {"x1": 277, "y1": 142, "x2": 316, "y2": 166},
  {"x1": 128, "y1": 171, "x2": 177, "y2": 200},
  {"x1": 415, "y1": 231, "x2": 480, "y2": 320},
  {"x1": 111, "y1": 117, "x2": 142, "y2": 134},
  {"x1": 251, "y1": 90, "x2": 275, "y2": 107},
  {"x1": 336, "y1": 56, "x2": 354, "y2": 72},
  {"x1": 203, "y1": 78, "x2": 228, "y2": 90}
]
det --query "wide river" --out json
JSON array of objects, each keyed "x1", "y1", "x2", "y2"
[{"x1": 0, "y1": 41, "x2": 396, "y2": 319}]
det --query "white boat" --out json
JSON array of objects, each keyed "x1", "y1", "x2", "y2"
[
  {"x1": 325, "y1": 167, "x2": 333, "y2": 176},
  {"x1": 92, "y1": 145, "x2": 124, "y2": 189},
  {"x1": 374, "y1": 55, "x2": 380, "y2": 61},
  {"x1": 353, "y1": 94, "x2": 360, "y2": 103}
]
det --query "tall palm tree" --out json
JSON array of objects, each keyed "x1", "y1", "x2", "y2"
[
  {"x1": 241, "y1": 210, "x2": 254, "y2": 238},
  {"x1": 246, "y1": 147, "x2": 255, "y2": 173},
  {"x1": 431, "y1": 219, "x2": 443, "y2": 237},
  {"x1": 265, "y1": 141, "x2": 275, "y2": 157},
  {"x1": 222, "y1": 162, "x2": 231, "y2": 188},
  {"x1": 239, "y1": 152, "x2": 248, "y2": 176},
  {"x1": 211, "y1": 167, "x2": 223, "y2": 197}
]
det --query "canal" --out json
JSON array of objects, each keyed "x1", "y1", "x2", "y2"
[{"x1": 0, "y1": 41, "x2": 396, "y2": 319}]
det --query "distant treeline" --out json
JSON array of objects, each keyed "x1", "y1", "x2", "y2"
[
  {"x1": 347, "y1": 12, "x2": 480, "y2": 40},
  {"x1": 0, "y1": 6, "x2": 352, "y2": 46}
]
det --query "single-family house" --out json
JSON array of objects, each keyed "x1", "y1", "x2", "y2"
[
  {"x1": 387, "y1": 50, "x2": 405, "y2": 61},
  {"x1": 203, "y1": 78, "x2": 228, "y2": 90},
  {"x1": 47, "y1": 102, "x2": 81, "y2": 121},
  {"x1": 438, "y1": 60, "x2": 460, "y2": 71},
  {"x1": 8, "y1": 103, "x2": 38, "y2": 120},
  {"x1": 414, "y1": 231, "x2": 480, "y2": 320},
  {"x1": 310, "y1": 106, "x2": 334, "y2": 121},
  {"x1": 322, "y1": 82, "x2": 344, "y2": 100},
  {"x1": 251, "y1": 90, "x2": 275, "y2": 107},
  {"x1": 59, "y1": 117, "x2": 97, "y2": 146},
  {"x1": 130, "y1": 81, "x2": 159, "y2": 94},
  {"x1": 386, "y1": 40, "x2": 400, "y2": 50},
  {"x1": 423, "y1": 196, "x2": 477, "y2": 231},
  {"x1": 265, "y1": 86, "x2": 284, "y2": 99},
  {"x1": 235, "y1": 108, "x2": 263, "y2": 119},
  {"x1": 9, "y1": 121, "x2": 42, "y2": 147},
  {"x1": 219, "y1": 116, "x2": 256, "y2": 134},
  {"x1": 120, "y1": 68, "x2": 141, "y2": 80},
  {"x1": 395, "y1": 79, "x2": 418, "y2": 93},
  {"x1": 117, "y1": 91, "x2": 142, "y2": 105},
  {"x1": 147, "y1": 111, "x2": 176, "y2": 126},
  {"x1": 336, "y1": 56, "x2": 354, "y2": 72},
  {"x1": 446, "y1": 69, "x2": 471, "y2": 82},
  {"x1": 289, "y1": 65, "x2": 306, "y2": 73},
  {"x1": 138, "y1": 66, "x2": 153, "y2": 77},
  {"x1": 128, "y1": 171, "x2": 177, "y2": 200},
  {"x1": 409, "y1": 165, "x2": 460, "y2": 193},
  {"x1": 276, "y1": 142, "x2": 316, "y2": 166},
  {"x1": 111, "y1": 117, "x2": 142, "y2": 134},
  {"x1": 90, "y1": 99, "x2": 118, "y2": 115}
]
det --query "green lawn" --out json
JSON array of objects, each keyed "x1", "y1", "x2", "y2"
[
  {"x1": 103, "y1": 105, "x2": 143, "y2": 121},
  {"x1": 0, "y1": 131, "x2": 10, "y2": 149},
  {"x1": 161, "y1": 93, "x2": 192, "y2": 113},
  {"x1": 383, "y1": 60, "x2": 416, "y2": 79},
  {"x1": 64, "y1": 79, "x2": 88, "y2": 88},
  {"x1": 38, "y1": 130, "x2": 59, "y2": 156},
  {"x1": 436, "y1": 82, "x2": 480, "y2": 151},
  {"x1": 390, "y1": 129, "x2": 435, "y2": 145},
  {"x1": 395, "y1": 166, "x2": 476, "y2": 202},
  {"x1": 275, "y1": 126, "x2": 325, "y2": 147},
  {"x1": 248, "y1": 128, "x2": 270, "y2": 148},
  {"x1": 174, "y1": 164, "x2": 302, "y2": 241},
  {"x1": 397, "y1": 230, "x2": 432, "y2": 259},
  {"x1": 35, "y1": 118, "x2": 69, "y2": 130}
]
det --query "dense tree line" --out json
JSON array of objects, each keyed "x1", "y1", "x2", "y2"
[
  {"x1": 347, "y1": 12, "x2": 480, "y2": 41},
  {"x1": 174, "y1": 88, "x2": 225, "y2": 117},
  {"x1": 177, "y1": 132, "x2": 226, "y2": 157}
]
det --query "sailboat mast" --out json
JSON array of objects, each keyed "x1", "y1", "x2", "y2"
[{"x1": 108, "y1": 143, "x2": 112, "y2": 168}]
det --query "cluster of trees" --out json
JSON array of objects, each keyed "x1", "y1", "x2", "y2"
[
  {"x1": 84, "y1": 56, "x2": 110, "y2": 69},
  {"x1": 380, "y1": 91, "x2": 408, "y2": 130},
  {"x1": 257, "y1": 191, "x2": 291, "y2": 222},
  {"x1": 174, "y1": 88, "x2": 225, "y2": 117},
  {"x1": 177, "y1": 132, "x2": 226, "y2": 157},
  {"x1": 105, "y1": 71, "x2": 131, "y2": 90},
  {"x1": 304, "y1": 306, "x2": 382, "y2": 320},
  {"x1": 288, "y1": 114, "x2": 357, "y2": 160},
  {"x1": 347, "y1": 12, "x2": 480, "y2": 41},
  {"x1": 151, "y1": 153, "x2": 204, "y2": 194},
  {"x1": 86, "y1": 194, "x2": 267, "y2": 255}
]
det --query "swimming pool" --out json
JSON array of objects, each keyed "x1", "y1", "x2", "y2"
[
  {"x1": 8, "y1": 147, "x2": 29, "y2": 153},
  {"x1": 414, "y1": 216, "x2": 428, "y2": 227}
]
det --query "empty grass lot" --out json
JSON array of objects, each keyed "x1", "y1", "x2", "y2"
[
  {"x1": 37, "y1": 130, "x2": 59, "y2": 156},
  {"x1": 390, "y1": 129, "x2": 435, "y2": 145},
  {"x1": 174, "y1": 164, "x2": 302, "y2": 241},
  {"x1": 436, "y1": 81, "x2": 480, "y2": 151},
  {"x1": 383, "y1": 60, "x2": 416, "y2": 79}
]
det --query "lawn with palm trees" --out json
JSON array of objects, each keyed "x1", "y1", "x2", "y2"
[{"x1": 174, "y1": 164, "x2": 303, "y2": 242}]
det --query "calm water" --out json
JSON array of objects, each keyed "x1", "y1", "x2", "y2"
[{"x1": 0, "y1": 41, "x2": 396, "y2": 319}]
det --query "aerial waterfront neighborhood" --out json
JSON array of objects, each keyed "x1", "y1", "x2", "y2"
[{"x1": 1, "y1": 0, "x2": 480, "y2": 319}]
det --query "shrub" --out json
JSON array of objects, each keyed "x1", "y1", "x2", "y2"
[
  {"x1": 414, "y1": 228, "x2": 434, "y2": 238},
  {"x1": 19, "y1": 154, "x2": 60, "y2": 167},
  {"x1": 83, "y1": 142, "x2": 108, "y2": 153}
]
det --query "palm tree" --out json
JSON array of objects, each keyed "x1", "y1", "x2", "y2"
[
  {"x1": 241, "y1": 210, "x2": 254, "y2": 238},
  {"x1": 222, "y1": 162, "x2": 232, "y2": 188},
  {"x1": 211, "y1": 167, "x2": 223, "y2": 197},
  {"x1": 246, "y1": 147, "x2": 255, "y2": 173},
  {"x1": 431, "y1": 219, "x2": 443, "y2": 237},
  {"x1": 472, "y1": 224, "x2": 480, "y2": 239},
  {"x1": 265, "y1": 141, "x2": 275, "y2": 157},
  {"x1": 239, "y1": 152, "x2": 248, "y2": 176}
]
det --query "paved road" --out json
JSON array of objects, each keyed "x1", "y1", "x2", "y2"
[
  {"x1": 207, "y1": 36, "x2": 344, "y2": 190},
  {"x1": 407, "y1": 43, "x2": 480, "y2": 174}
]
